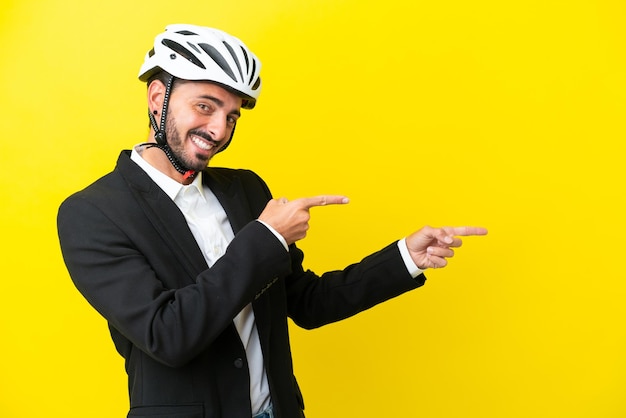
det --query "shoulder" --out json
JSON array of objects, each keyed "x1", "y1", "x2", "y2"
[
  {"x1": 205, "y1": 167, "x2": 265, "y2": 182},
  {"x1": 58, "y1": 151, "x2": 143, "y2": 217},
  {"x1": 204, "y1": 167, "x2": 272, "y2": 194}
]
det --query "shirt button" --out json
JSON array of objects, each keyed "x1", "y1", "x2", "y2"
[{"x1": 234, "y1": 358, "x2": 244, "y2": 368}]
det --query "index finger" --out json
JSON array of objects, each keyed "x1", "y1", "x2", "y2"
[
  {"x1": 296, "y1": 195, "x2": 350, "y2": 209},
  {"x1": 445, "y1": 226, "x2": 489, "y2": 236}
]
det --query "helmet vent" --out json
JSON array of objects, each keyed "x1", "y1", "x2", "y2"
[
  {"x1": 222, "y1": 41, "x2": 244, "y2": 81},
  {"x1": 248, "y1": 59, "x2": 257, "y2": 85},
  {"x1": 161, "y1": 39, "x2": 206, "y2": 69},
  {"x1": 186, "y1": 41, "x2": 201, "y2": 54},
  {"x1": 175, "y1": 30, "x2": 198, "y2": 36},
  {"x1": 240, "y1": 46, "x2": 250, "y2": 68},
  {"x1": 198, "y1": 43, "x2": 237, "y2": 82}
]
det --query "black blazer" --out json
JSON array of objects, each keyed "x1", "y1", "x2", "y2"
[{"x1": 57, "y1": 151, "x2": 424, "y2": 418}]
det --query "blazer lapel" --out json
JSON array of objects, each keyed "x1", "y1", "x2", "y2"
[
  {"x1": 116, "y1": 151, "x2": 209, "y2": 281},
  {"x1": 203, "y1": 168, "x2": 253, "y2": 235}
]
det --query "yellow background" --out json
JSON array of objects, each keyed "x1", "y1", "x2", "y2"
[{"x1": 1, "y1": 0, "x2": 625, "y2": 417}]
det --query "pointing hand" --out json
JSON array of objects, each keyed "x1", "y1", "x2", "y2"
[
  {"x1": 406, "y1": 226, "x2": 488, "y2": 269},
  {"x1": 259, "y1": 195, "x2": 349, "y2": 245}
]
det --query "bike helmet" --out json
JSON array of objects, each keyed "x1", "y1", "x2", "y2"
[{"x1": 138, "y1": 24, "x2": 261, "y2": 109}]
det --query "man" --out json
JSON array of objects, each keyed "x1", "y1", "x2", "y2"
[{"x1": 57, "y1": 24, "x2": 487, "y2": 418}]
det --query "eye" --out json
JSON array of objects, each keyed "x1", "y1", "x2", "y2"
[
  {"x1": 227, "y1": 115, "x2": 238, "y2": 126},
  {"x1": 197, "y1": 103, "x2": 214, "y2": 114}
]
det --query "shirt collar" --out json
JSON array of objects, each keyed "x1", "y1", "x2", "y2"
[{"x1": 130, "y1": 144, "x2": 206, "y2": 202}]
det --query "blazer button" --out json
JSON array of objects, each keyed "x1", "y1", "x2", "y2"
[{"x1": 234, "y1": 358, "x2": 244, "y2": 368}]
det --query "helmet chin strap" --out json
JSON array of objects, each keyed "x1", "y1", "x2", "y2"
[{"x1": 145, "y1": 76, "x2": 198, "y2": 181}]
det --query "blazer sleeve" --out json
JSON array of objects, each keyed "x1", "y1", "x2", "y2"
[
  {"x1": 58, "y1": 191, "x2": 293, "y2": 368},
  {"x1": 285, "y1": 242, "x2": 426, "y2": 330}
]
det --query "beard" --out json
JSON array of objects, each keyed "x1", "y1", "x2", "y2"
[{"x1": 164, "y1": 116, "x2": 213, "y2": 172}]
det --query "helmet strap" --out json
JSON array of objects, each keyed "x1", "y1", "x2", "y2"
[
  {"x1": 142, "y1": 142, "x2": 198, "y2": 180},
  {"x1": 146, "y1": 75, "x2": 198, "y2": 180}
]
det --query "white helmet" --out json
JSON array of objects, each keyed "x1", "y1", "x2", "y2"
[{"x1": 138, "y1": 24, "x2": 262, "y2": 109}]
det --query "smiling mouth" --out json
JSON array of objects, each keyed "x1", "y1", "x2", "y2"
[{"x1": 190, "y1": 134, "x2": 219, "y2": 151}]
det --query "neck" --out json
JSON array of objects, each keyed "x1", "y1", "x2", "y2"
[{"x1": 141, "y1": 141, "x2": 197, "y2": 185}]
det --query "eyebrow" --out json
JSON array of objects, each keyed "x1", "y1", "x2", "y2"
[{"x1": 198, "y1": 94, "x2": 241, "y2": 117}]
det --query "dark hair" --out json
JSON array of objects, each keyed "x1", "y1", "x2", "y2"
[{"x1": 147, "y1": 70, "x2": 173, "y2": 90}]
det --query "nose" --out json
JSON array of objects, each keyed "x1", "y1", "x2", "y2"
[{"x1": 206, "y1": 113, "x2": 230, "y2": 142}]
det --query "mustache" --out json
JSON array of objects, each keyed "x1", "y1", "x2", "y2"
[{"x1": 189, "y1": 129, "x2": 220, "y2": 146}]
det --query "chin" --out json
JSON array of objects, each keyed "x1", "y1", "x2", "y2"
[{"x1": 194, "y1": 157, "x2": 211, "y2": 171}]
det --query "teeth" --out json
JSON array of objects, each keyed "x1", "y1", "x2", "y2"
[{"x1": 191, "y1": 135, "x2": 214, "y2": 150}]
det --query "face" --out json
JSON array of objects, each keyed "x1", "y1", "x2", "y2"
[{"x1": 159, "y1": 81, "x2": 243, "y2": 172}]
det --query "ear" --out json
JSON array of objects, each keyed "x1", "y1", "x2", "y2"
[{"x1": 147, "y1": 80, "x2": 166, "y2": 115}]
